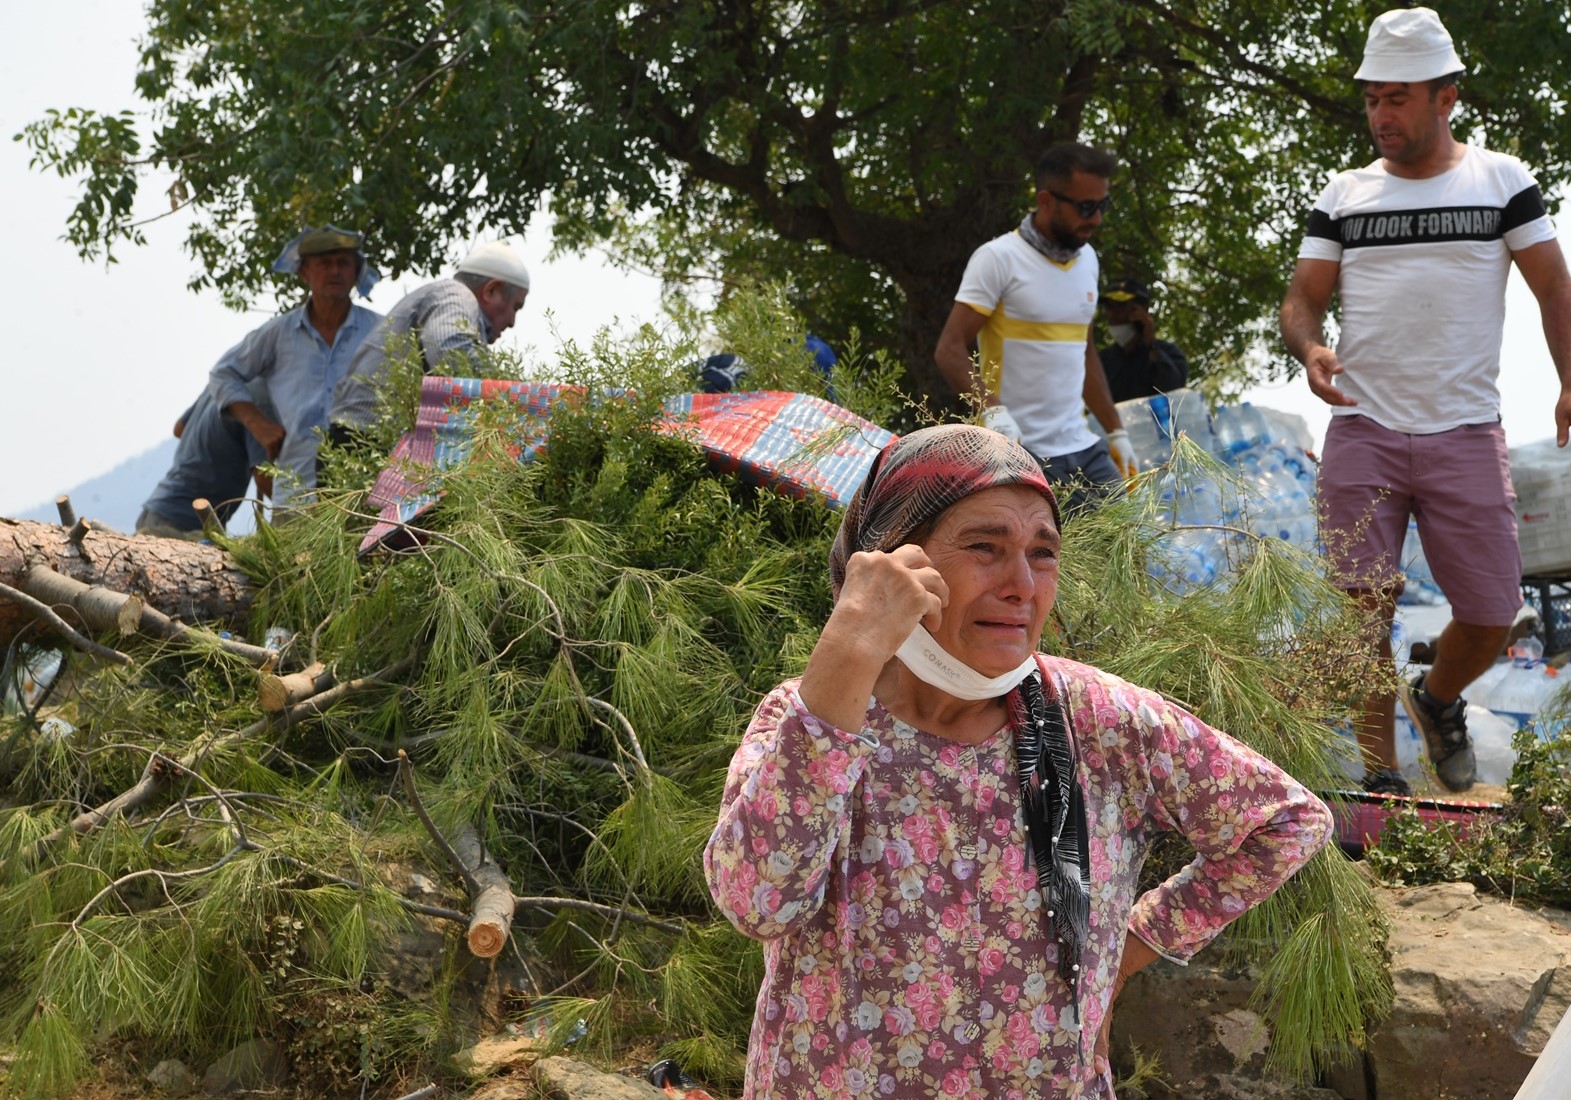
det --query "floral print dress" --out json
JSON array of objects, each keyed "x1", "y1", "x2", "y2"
[{"x1": 703, "y1": 656, "x2": 1332, "y2": 1099}]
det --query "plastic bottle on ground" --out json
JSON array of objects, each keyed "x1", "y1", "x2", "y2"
[{"x1": 1481, "y1": 658, "x2": 1562, "y2": 737}]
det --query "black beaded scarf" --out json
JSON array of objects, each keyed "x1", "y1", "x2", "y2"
[{"x1": 1008, "y1": 665, "x2": 1093, "y2": 1031}]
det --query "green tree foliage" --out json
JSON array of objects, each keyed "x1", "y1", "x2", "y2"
[
  {"x1": 21, "y1": 1, "x2": 1571, "y2": 399},
  {"x1": 1, "y1": 306, "x2": 1395, "y2": 1094}
]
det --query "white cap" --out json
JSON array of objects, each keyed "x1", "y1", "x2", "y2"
[
  {"x1": 456, "y1": 239, "x2": 531, "y2": 290},
  {"x1": 1355, "y1": 7, "x2": 1464, "y2": 83}
]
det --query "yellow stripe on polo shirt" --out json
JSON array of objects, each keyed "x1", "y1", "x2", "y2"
[
  {"x1": 975, "y1": 314, "x2": 1089, "y2": 397},
  {"x1": 989, "y1": 316, "x2": 1089, "y2": 343}
]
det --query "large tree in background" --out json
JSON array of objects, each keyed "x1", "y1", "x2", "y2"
[{"x1": 22, "y1": 0, "x2": 1571, "y2": 400}]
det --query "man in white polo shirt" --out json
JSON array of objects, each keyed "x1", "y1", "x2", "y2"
[
  {"x1": 1280, "y1": 7, "x2": 1571, "y2": 795},
  {"x1": 935, "y1": 142, "x2": 1136, "y2": 514}
]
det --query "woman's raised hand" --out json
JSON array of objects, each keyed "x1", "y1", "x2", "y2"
[{"x1": 798, "y1": 545, "x2": 948, "y2": 732}]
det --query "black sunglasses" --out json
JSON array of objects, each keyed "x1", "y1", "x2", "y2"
[{"x1": 1048, "y1": 190, "x2": 1113, "y2": 218}]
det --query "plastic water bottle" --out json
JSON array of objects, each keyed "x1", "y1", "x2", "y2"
[
  {"x1": 1512, "y1": 636, "x2": 1545, "y2": 662},
  {"x1": 1175, "y1": 475, "x2": 1226, "y2": 525},
  {"x1": 1167, "y1": 389, "x2": 1217, "y2": 453},
  {"x1": 1153, "y1": 527, "x2": 1224, "y2": 591},
  {"x1": 1117, "y1": 394, "x2": 1173, "y2": 469},
  {"x1": 1466, "y1": 660, "x2": 1512, "y2": 713},
  {"x1": 1468, "y1": 706, "x2": 1520, "y2": 786},
  {"x1": 1213, "y1": 402, "x2": 1272, "y2": 455},
  {"x1": 1484, "y1": 659, "x2": 1562, "y2": 735},
  {"x1": 1212, "y1": 406, "x2": 1250, "y2": 456}
]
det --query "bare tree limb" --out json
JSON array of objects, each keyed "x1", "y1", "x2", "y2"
[
  {"x1": 513, "y1": 895, "x2": 686, "y2": 934},
  {"x1": 0, "y1": 579, "x2": 133, "y2": 666},
  {"x1": 20, "y1": 565, "x2": 275, "y2": 666},
  {"x1": 398, "y1": 749, "x2": 482, "y2": 896}
]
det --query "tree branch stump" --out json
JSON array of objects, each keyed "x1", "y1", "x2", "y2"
[
  {"x1": 0, "y1": 518, "x2": 255, "y2": 649},
  {"x1": 259, "y1": 662, "x2": 334, "y2": 712},
  {"x1": 453, "y1": 826, "x2": 517, "y2": 959}
]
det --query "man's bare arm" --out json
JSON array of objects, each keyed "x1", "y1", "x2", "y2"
[
  {"x1": 224, "y1": 401, "x2": 287, "y2": 460},
  {"x1": 1280, "y1": 258, "x2": 1355, "y2": 408},
  {"x1": 934, "y1": 302, "x2": 991, "y2": 405},
  {"x1": 1513, "y1": 238, "x2": 1571, "y2": 446}
]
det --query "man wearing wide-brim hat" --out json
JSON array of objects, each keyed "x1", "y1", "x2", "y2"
[
  {"x1": 207, "y1": 224, "x2": 383, "y2": 512},
  {"x1": 326, "y1": 238, "x2": 531, "y2": 443},
  {"x1": 1280, "y1": 7, "x2": 1571, "y2": 798}
]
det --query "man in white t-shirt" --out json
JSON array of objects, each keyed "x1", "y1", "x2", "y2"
[
  {"x1": 935, "y1": 142, "x2": 1136, "y2": 514},
  {"x1": 1280, "y1": 7, "x2": 1571, "y2": 796}
]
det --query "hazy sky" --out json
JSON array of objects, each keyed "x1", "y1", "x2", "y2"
[
  {"x1": 3, "y1": 5, "x2": 1567, "y2": 519},
  {"x1": 0, "y1": 3, "x2": 665, "y2": 518}
]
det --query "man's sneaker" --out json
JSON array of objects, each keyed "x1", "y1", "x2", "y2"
[
  {"x1": 1361, "y1": 768, "x2": 1412, "y2": 797},
  {"x1": 1399, "y1": 673, "x2": 1476, "y2": 792}
]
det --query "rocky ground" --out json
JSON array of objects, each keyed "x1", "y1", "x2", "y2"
[{"x1": 7, "y1": 876, "x2": 1566, "y2": 1099}]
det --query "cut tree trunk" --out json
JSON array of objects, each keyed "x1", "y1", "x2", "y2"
[
  {"x1": 0, "y1": 518, "x2": 255, "y2": 649},
  {"x1": 453, "y1": 826, "x2": 517, "y2": 959}
]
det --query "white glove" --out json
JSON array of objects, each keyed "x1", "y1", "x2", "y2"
[
  {"x1": 1106, "y1": 427, "x2": 1139, "y2": 479},
  {"x1": 982, "y1": 404, "x2": 1023, "y2": 443}
]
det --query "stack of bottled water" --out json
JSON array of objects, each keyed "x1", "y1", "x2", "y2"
[
  {"x1": 1114, "y1": 387, "x2": 1219, "y2": 471},
  {"x1": 1139, "y1": 397, "x2": 1321, "y2": 593}
]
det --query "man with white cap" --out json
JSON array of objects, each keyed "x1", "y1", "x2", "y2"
[
  {"x1": 326, "y1": 239, "x2": 530, "y2": 439},
  {"x1": 207, "y1": 225, "x2": 383, "y2": 510},
  {"x1": 1280, "y1": 7, "x2": 1571, "y2": 796}
]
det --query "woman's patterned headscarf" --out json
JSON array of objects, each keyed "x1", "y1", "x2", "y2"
[
  {"x1": 828, "y1": 423, "x2": 1061, "y2": 596},
  {"x1": 826, "y1": 423, "x2": 1092, "y2": 1031}
]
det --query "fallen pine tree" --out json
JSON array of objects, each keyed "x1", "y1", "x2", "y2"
[
  {"x1": 0, "y1": 299, "x2": 1394, "y2": 1098},
  {"x1": 0, "y1": 518, "x2": 254, "y2": 649}
]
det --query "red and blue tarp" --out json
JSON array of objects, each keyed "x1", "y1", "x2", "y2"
[{"x1": 359, "y1": 376, "x2": 895, "y2": 553}]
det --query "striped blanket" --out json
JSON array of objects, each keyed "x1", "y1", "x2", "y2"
[{"x1": 359, "y1": 376, "x2": 895, "y2": 553}]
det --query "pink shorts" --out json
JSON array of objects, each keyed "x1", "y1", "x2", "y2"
[{"x1": 1317, "y1": 415, "x2": 1522, "y2": 626}]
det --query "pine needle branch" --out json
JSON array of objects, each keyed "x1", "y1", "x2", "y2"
[
  {"x1": 584, "y1": 697, "x2": 653, "y2": 790},
  {"x1": 339, "y1": 504, "x2": 571, "y2": 643},
  {"x1": 37, "y1": 842, "x2": 251, "y2": 992}
]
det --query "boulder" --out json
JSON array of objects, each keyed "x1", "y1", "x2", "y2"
[
  {"x1": 199, "y1": 1038, "x2": 288, "y2": 1096},
  {"x1": 1364, "y1": 882, "x2": 1571, "y2": 1099},
  {"x1": 534, "y1": 1056, "x2": 668, "y2": 1100},
  {"x1": 470, "y1": 1083, "x2": 538, "y2": 1100},
  {"x1": 1112, "y1": 881, "x2": 1571, "y2": 1099},
  {"x1": 147, "y1": 1058, "x2": 197, "y2": 1095},
  {"x1": 1112, "y1": 955, "x2": 1277, "y2": 1090},
  {"x1": 454, "y1": 1034, "x2": 547, "y2": 1076}
]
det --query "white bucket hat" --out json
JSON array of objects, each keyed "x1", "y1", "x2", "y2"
[
  {"x1": 456, "y1": 239, "x2": 531, "y2": 290},
  {"x1": 1355, "y1": 7, "x2": 1465, "y2": 83}
]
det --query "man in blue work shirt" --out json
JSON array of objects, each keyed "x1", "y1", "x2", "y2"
[
  {"x1": 207, "y1": 226, "x2": 382, "y2": 510},
  {"x1": 136, "y1": 385, "x2": 273, "y2": 539}
]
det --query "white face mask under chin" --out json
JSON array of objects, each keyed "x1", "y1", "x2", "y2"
[
  {"x1": 895, "y1": 625, "x2": 1038, "y2": 701},
  {"x1": 1109, "y1": 322, "x2": 1139, "y2": 348}
]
